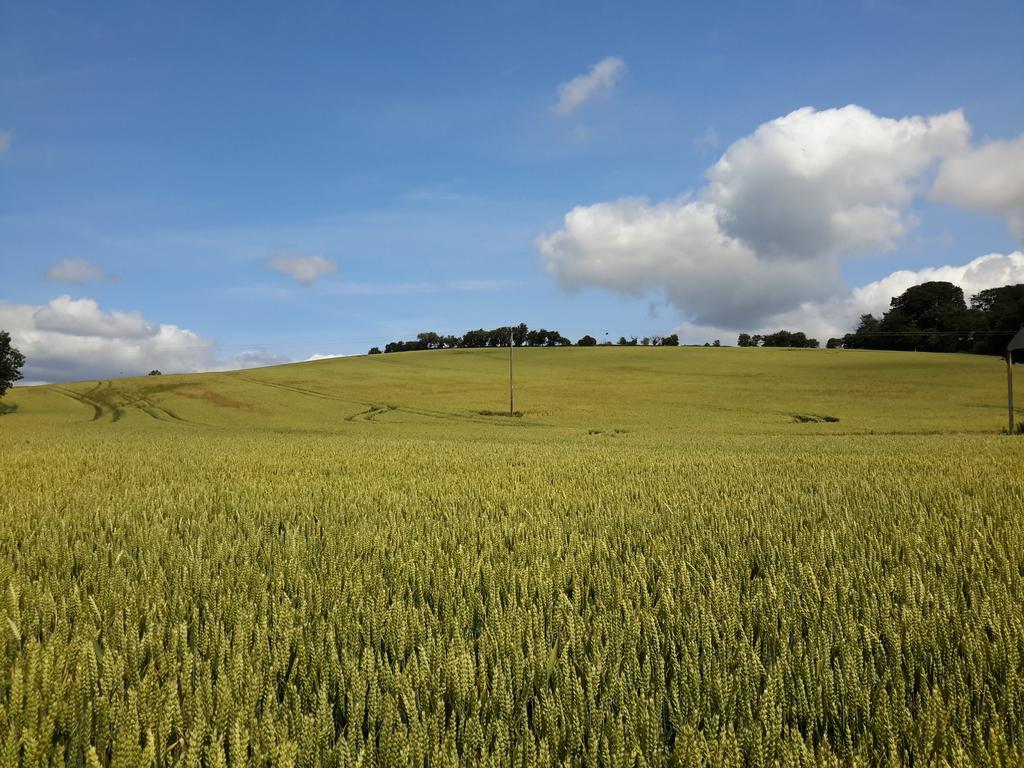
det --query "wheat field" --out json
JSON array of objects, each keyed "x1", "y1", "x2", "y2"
[{"x1": 2, "y1": 348, "x2": 1023, "y2": 766}]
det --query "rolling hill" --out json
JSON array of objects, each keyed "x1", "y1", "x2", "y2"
[{"x1": 4, "y1": 345, "x2": 1018, "y2": 437}]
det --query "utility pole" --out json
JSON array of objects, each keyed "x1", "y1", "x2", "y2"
[
  {"x1": 1009, "y1": 354, "x2": 1015, "y2": 434},
  {"x1": 1007, "y1": 328, "x2": 1024, "y2": 434},
  {"x1": 509, "y1": 325, "x2": 514, "y2": 416}
]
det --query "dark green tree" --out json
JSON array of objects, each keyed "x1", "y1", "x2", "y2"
[
  {"x1": 417, "y1": 332, "x2": 443, "y2": 349},
  {"x1": 512, "y1": 323, "x2": 529, "y2": 346},
  {"x1": 577, "y1": 335, "x2": 597, "y2": 346},
  {"x1": 843, "y1": 282, "x2": 976, "y2": 352},
  {"x1": 0, "y1": 331, "x2": 25, "y2": 398},
  {"x1": 880, "y1": 281, "x2": 972, "y2": 352},
  {"x1": 970, "y1": 284, "x2": 1024, "y2": 355}
]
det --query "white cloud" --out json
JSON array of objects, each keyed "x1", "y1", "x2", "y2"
[
  {"x1": 0, "y1": 296, "x2": 214, "y2": 382},
  {"x1": 539, "y1": 105, "x2": 971, "y2": 327},
  {"x1": 539, "y1": 197, "x2": 841, "y2": 327},
  {"x1": 553, "y1": 56, "x2": 624, "y2": 116},
  {"x1": 44, "y1": 258, "x2": 115, "y2": 284},
  {"x1": 266, "y1": 252, "x2": 338, "y2": 285},
  {"x1": 705, "y1": 105, "x2": 968, "y2": 258},
  {"x1": 34, "y1": 295, "x2": 154, "y2": 338},
  {"x1": 0, "y1": 296, "x2": 297, "y2": 382},
  {"x1": 933, "y1": 134, "x2": 1024, "y2": 239},
  {"x1": 0, "y1": 130, "x2": 11, "y2": 154}
]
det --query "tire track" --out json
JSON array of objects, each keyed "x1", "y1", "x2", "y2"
[
  {"x1": 237, "y1": 375, "x2": 525, "y2": 427},
  {"x1": 49, "y1": 386, "x2": 104, "y2": 421}
]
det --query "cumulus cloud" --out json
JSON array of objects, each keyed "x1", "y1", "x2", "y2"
[
  {"x1": 266, "y1": 252, "x2": 338, "y2": 285},
  {"x1": 539, "y1": 105, "x2": 972, "y2": 327},
  {"x1": 553, "y1": 56, "x2": 624, "y2": 116},
  {"x1": 33, "y1": 295, "x2": 154, "y2": 338},
  {"x1": 539, "y1": 197, "x2": 841, "y2": 327},
  {"x1": 44, "y1": 258, "x2": 115, "y2": 284},
  {"x1": 0, "y1": 296, "x2": 296, "y2": 382},
  {"x1": 706, "y1": 106, "x2": 968, "y2": 258},
  {"x1": 933, "y1": 134, "x2": 1024, "y2": 239}
]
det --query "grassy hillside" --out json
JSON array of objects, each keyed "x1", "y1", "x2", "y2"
[
  {"x1": 4, "y1": 346, "x2": 1018, "y2": 437},
  {"x1": 2, "y1": 349, "x2": 1023, "y2": 766}
]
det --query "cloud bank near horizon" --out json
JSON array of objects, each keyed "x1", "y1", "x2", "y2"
[{"x1": 0, "y1": 296, "x2": 302, "y2": 383}]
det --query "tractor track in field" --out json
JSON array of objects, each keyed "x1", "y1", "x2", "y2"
[
  {"x1": 49, "y1": 386, "x2": 104, "y2": 421},
  {"x1": 50, "y1": 381, "x2": 194, "y2": 425},
  {"x1": 345, "y1": 404, "x2": 396, "y2": 423},
  {"x1": 236, "y1": 375, "x2": 528, "y2": 427}
]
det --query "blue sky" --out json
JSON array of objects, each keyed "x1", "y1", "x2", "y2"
[{"x1": 2, "y1": 1, "x2": 1024, "y2": 380}]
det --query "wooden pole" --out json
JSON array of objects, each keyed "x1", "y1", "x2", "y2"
[
  {"x1": 509, "y1": 327, "x2": 514, "y2": 416},
  {"x1": 1009, "y1": 354, "x2": 1015, "y2": 434}
]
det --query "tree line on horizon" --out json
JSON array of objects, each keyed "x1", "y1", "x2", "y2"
[
  {"x1": 370, "y1": 326, "x2": 680, "y2": 354},
  {"x1": 373, "y1": 281, "x2": 1024, "y2": 357}
]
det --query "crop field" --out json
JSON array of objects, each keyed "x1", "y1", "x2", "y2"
[{"x1": 2, "y1": 347, "x2": 1023, "y2": 767}]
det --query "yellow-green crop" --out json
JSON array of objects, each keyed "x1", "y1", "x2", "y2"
[{"x1": 1, "y1": 347, "x2": 1022, "y2": 766}]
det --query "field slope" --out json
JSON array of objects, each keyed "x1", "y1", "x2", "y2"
[
  {"x1": 4, "y1": 345, "x2": 1019, "y2": 436},
  {"x1": 2, "y1": 348, "x2": 1023, "y2": 766}
]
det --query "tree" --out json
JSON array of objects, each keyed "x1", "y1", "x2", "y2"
[
  {"x1": 843, "y1": 314, "x2": 881, "y2": 349},
  {"x1": 0, "y1": 331, "x2": 25, "y2": 398},
  {"x1": 881, "y1": 281, "x2": 972, "y2": 352},
  {"x1": 842, "y1": 281, "x2": 979, "y2": 353},
  {"x1": 712, "y1": 340, "x2": 721, "y2": 347},
  {"x1": 970, "y1": 284, "x2": 1024, "y2": 355},
  {"x1": 368, "y1": 347, "x2": 382, "y2": 355},
  {"x1": 148, "y1": 370, "x2": 162, "y2": 376},
  {"x1": 826, "y1": 338, "x2": 843, "y2": 349},
  {"x1": 760, "y1": 330, "x2": 818, "y2": 348},
  {"x1": 417, "y1": 332, "x2": 442, "y2": 349},
  {"x1": 737, "y1": 333, "x2": 753, "y2": 347},
  {"x1": 661, "y1": 334, "x2": 679, "y2": 346},
  {"x1": 641, "y1": 337, "x2": 651, "y2": 346},
  {"x1": 461, "y1": 329, "x2": 488, "y2": 348},
  {"x1": 512, "y1": 323, "x2": 529, "y2": 347},
  {"x1": 577, "y1": 335, "x2": 597, "y2": 346}
]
